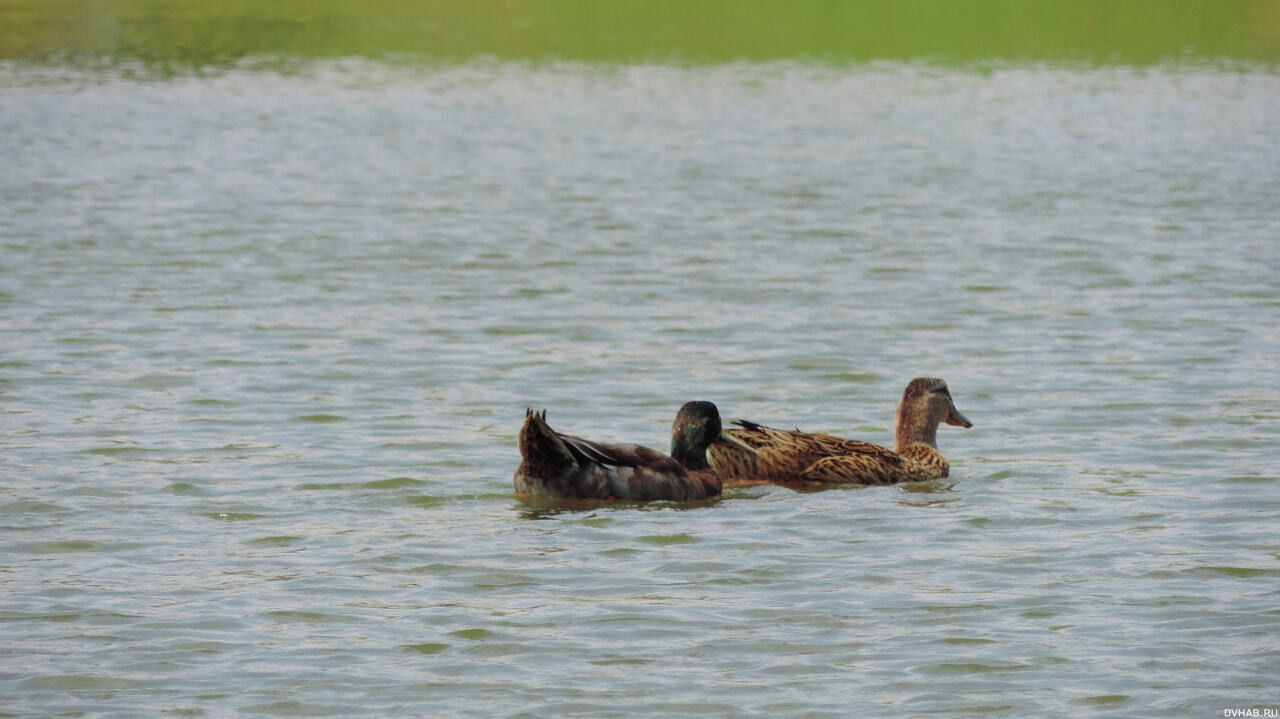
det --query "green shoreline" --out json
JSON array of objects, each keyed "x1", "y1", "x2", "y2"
[{"x1": 3, "y1": 0, "x2": 1278, "y2": 68}]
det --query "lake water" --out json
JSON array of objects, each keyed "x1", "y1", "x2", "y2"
[{"x1": 3, "y1": 57, "x2": 1279, "y2": 717}]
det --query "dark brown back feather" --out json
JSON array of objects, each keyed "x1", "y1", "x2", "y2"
[{"x1": 515, "y1": 410, "x2": 717, "y2": 500}]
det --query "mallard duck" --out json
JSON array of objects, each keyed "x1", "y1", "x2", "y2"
[
  {"x1": 514, "y1": 401, "x2": 751, "y2": 501},
  {"x1": 708, "y1": 377, "x2": 972, "y2": 485}
]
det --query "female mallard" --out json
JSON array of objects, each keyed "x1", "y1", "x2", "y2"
[
  {"x1": 708, "y1": 377, "x2": 972, "y2": 485},
  {"x1": 514, "y1": 401, "x2": 751, "y2": 501}
]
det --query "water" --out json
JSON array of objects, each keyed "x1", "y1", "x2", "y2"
[{"x1": 2, "y1": 60, "x2": 1279, "y2": 717}]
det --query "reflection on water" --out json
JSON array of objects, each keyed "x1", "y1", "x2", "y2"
[{"x1": 2, "y1": 0, "x2": 1278, "y2": 68}]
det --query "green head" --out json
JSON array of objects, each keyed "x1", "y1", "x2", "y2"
[{"x1": 670, "y1": 400, "x2": 723, "y2": 471}]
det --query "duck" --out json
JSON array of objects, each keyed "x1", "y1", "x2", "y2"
[
  {"x1": 708, "y1": 377, "x2": 972, "y2": 485},
  {"x1": 514, "y1": 401, "x2": 753, "y2": 501}
]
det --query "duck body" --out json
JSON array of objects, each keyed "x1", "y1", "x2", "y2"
[
  {"x1": 710, "y1": 420, "x2": 913, "y2": 485},
  {"x1": 514, "y1": 402, "x2": 731, "y2": 501},
  {"x1": 708, "y1": 377, "x2": 971, "y2": 486}
]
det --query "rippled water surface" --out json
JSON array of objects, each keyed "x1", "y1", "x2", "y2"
[{"x1": 3, "y1": 61, "x2": 1279, "y2": 717}]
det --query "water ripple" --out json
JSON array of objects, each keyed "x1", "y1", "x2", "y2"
[{"x1": 1, "y1": 60, "x2": 1278, "y2": 718}]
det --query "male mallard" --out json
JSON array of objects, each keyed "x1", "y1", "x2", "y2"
[
  {"x1": 708, "y1": 377, "x2": 972, "y2": 485},
  {"x1": 514, "y1": 401, "x2": 750, "y2": 501}
]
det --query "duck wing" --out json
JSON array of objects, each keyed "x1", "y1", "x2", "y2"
[
  {"x1": 731, "y1": 420, "x2": 896, "y2": 460},
  {"x1": 799, "y1": 452, "x2": 905, "y2": 484},
  {"x1": 802, "y1": 433, "x2": 900, "y2": 462},
  {"x1": 559, "y1": 434, "x2": 682, "y2": 474},
  {"x1": 723, "y1": 419, "x2": 904, "y2": 483},
  {"x1": 560, "y1": 433, "x2": 705, "y2": 500}
]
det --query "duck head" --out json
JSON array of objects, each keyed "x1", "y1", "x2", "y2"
[
  {"x1": 671, "y1": 401, "x2": 753, "y2": 471},
  {"x1": 893, "y1": 378, "x2": 972, "y2": 451}
]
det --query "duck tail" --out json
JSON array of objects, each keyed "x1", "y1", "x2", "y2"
[{"x1": 518, "y1": 409, "x2": 578, "y2": 479}]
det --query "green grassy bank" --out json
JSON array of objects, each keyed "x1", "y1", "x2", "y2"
[{"x1": 3, "y1": 0, "x2": 1278, "y2": 68}]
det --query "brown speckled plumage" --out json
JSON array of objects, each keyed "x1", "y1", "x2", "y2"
[
  {"x1": 708, "y1": 377, "x2": 972, "y2": 486},
  {"x1": 514, "y1": 402, "x2": 731, "y2": 501}
]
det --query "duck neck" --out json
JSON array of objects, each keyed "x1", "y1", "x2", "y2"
[
  {"x1": 894, "y1": 405, "x2": 937, "y2": 452},
  {"x1": 671, "y1": 441, "x2": 710, "y2": 471},
  {"x1": 670, "y1": 424, "x2": 711, "y2": 470}
]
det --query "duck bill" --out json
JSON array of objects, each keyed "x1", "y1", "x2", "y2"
[
  {"x1": 945, "y1": 406, "x2": 973, "y2": 428},
  {"x1": 716, "y1": 430, "x2": 757, "y2": 454}
]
